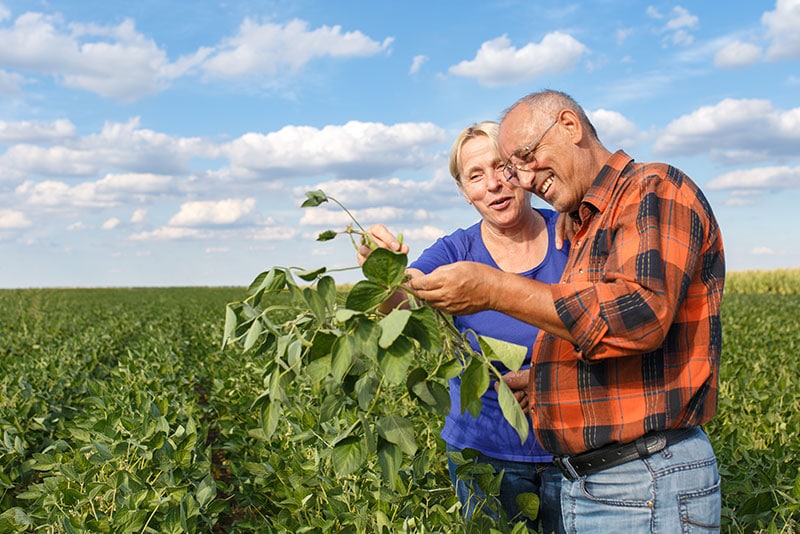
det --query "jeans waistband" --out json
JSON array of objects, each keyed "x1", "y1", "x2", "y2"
[{"x1": 553, "y1": 427, "x2": 697, "y2": 480}]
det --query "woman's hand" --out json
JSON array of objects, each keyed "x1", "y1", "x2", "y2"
[{"x1": 356, "y1": 224, "x2": 410, "y2": 265}]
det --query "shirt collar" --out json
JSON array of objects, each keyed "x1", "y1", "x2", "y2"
[{"x1": 573, "y1": 150, "x2": 634, "y2": 223}]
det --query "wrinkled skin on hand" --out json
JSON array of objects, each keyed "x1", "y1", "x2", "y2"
[
  {"x1": 407, "y1": 261, "x2": 501, "y2": 316},
  {"x1": 496, "y1": 368, "x2": 530, "y2": 411}
]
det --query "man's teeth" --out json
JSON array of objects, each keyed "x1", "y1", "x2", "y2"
[{"x1": 540, "y1": 176, "x2": 553, "y2": 195}]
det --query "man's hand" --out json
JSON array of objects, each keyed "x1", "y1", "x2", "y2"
[
  {"x1": 406, "y1": 261, "x2": 500, "y2": 315},
  {"x1": 496, "y1": 369, "x2": 530, "y2": 411}
]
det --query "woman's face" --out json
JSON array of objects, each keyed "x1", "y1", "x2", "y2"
[{"x1": 458, "y1": 135, "x2": 532, "y2": 230}]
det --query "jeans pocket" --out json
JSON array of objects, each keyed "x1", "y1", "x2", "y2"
[{"x1": 678, "y1": 477, "x2": 721, "y2": 532}]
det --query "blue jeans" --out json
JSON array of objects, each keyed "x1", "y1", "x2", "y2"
[
  {"x1": 447, "y1": 444, "x2": 565, "y2": 533},
  {"x1": 560, "y1": 426, "x2": 720, "y2": 533}
]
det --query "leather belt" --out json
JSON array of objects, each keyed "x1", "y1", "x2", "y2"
[{"x1": 553, "y1": 427, "x2": 696, "y2": 480}]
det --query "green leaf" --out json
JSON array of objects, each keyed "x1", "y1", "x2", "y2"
[
  {"x1": 346, "y1": 280, "x2": 390, "y2": 312},
  {"x1": 377, "y1": 440, "x2": 402, "y2": 486},
  {"x1": 261, "y1": 400, "x2": 282, "y2": 439},
  {"x1": 355, "y1": 373, "x2": 379, "y2": 411},
  {"x1": 243, "y1": 318, "x2": 262, "y2": 351},
  {"x1": 331, "y1": 436, "x2": 367, "y2": 477},
  {"x1": 377, "y1": 335, "x2": 414, "y2": 385},
  {"x1": 516, "y1": 492, "x2": 540, "y2": 521},
  {"x1": 403, "y1": 306, "x2": 442, "y2": 353},
  {"x1": 222, "y1": 304, "x2": 237, "y2": 348},
  {"x1": 437, "y1": 358, "x2": 463, "y2": 379},
  {"x1": 303, "y1": 287, "x2": 328, "y2": 322},
  {"x1": 478, "y1": 335, "x2": 527, "y2": 371},
  {"x1": 362, "y1": 247, "x2": 407, "y2": 287},
  {"x1": 407, "y1": 368, "x2": 450, "y2": 416},
  {"x1": 378, "y1": 309, "x2": 412, "y2": 348},
  {"x1": 301, "y1": 189, "x2": 329, "y2": 207},
  {"x1": 317, "y1": 275, "x2": 337, "y2": 312},
  {"x1": 331, "y1": 335, "x2": 356, "y2": 382},
  {"x1": 460, "y1": 357, "x2": 489, "y2": 418},
  {"x1": 296, "y1": 267, "x2": 326, "y2": 282},
  {"x1": 317, "y1": 230, "x2": 337, "y2": 241},
  {"x1": 376, "y1": 415, "x2": 417, "y2": 456},
  {"x1": 196, "y1": 474, "x2": 217, "y2": 509},
  {"x1": 496, "y1": 380, "x2": 530, "y2": 444},
  {"x1": 248, "y1": 268, "x2": 286, "y2": 294}
]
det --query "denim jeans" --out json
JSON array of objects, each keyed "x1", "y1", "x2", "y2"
[
  {"x1": 560, "y1": 426, "x2": 720, "y2": 533},
  {"x1": 447, "y1": 444, "x2": 565, "y2": 533}
]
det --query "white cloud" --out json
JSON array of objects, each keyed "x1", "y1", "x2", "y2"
[
  {"x1": 400, "y1": 225, "x2": 445, "y2": 241},
  {"x1": 647, "y1": 5, "x2": 698, "y2": 47},
  {"x1": 168, "y1": 198, "x2": 256, "y2": 227},
  {"x1": 102, "y1": 217, "x2": 120, "y2": 230},
  {"x1": 202, "y1": 18, "x2": 392, "y2": 78},
  {"x1": 587, "y1": 109, "x2": 647, "y2": 149},
  {"x1": 129, "y1": 226, "x2": 209, "y2": 240},
  {"x1": 14, "y1": 172, "x2": 173, "y2": 209},
  {"x1": 0, "y1": 209, "x2": 31, "y2": 229},
  {"x1": 299, "y1": 206, "x2": 434, "y2": 227},
  {"x1": 714, "y1": 41, "x2": 763, "y2": 68},
  {"x1": 223, "y1": 121, "x2": 446, "y2": 179},
  {"x1": 0, "y1": 118, "x2": 75, "y2": 143},
  {"x1": 409, "y1": 54, "x2": 427, "y2": 74},
  {"x1": 0, "y1": 12, "x2": 207, "y2": 100},
  {"x1": 751, "y1": 247, "x2": 775, "y2": 255},
  {"x1": 653, "y1": 98, "x2": 800, "y2": 163},
  {"x1": 0, "y1": 117, "x2": 211, "y2": 181},
  {"x1": 707, "y1": 165, "x2": 800, "y2": 190},
  {"x1": 763, "y1": 0, "x2": 800, "y2": 61},
  {"x1": 131, "y1": 208, "x2": 147, "y2": 223},
  {"x1": 448, "y1": 32, "x2": 588, "y2": 87}
]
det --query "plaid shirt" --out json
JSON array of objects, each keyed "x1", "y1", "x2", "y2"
[{"x1": 531, "y1": 150, "x2": 725, "y2": 456}]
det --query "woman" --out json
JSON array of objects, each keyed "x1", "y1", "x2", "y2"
[{"x1": 357, "y1": 121, "x2": 568, "y2": 532}]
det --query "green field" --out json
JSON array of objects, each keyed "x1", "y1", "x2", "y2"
[{"x1": 1, "y1": 269, "x2": 799, "y2": 532}]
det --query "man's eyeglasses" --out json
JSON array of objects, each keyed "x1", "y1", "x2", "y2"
[{"x1": 502, "y1": 119, "x2": 558, "y2": 182}]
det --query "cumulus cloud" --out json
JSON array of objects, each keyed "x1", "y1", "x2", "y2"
[
  {"x1": 131, "y1": 208, "x2": 147, "y2": 223},
  {"x1": 0, "y1": 117, "x2": 211, "y2": 181},
  {"x1": 101, "y1": 217, "x2": 120, "y2": 230},
  {"x1": 707, "y1": 165, "x2": 800, "y2": 191},
  {"x1": 0, "y1": 12, "x2": 207, "y2": 100},
  {"x1": 202, "y1": 18, "x2": 392, "y2": 78},
  {"x1": 587, "y1": 109, "x2": 647, "y2": 149},
  {"x1": 0, "y1": 119, "x2": 75, "y2": 143},
  {"x1": 448, "y1": 32, "x2": 588, "y2": 87},
  {"x1": 14, "y1": 172, "x2": 173, "y2": 209},
  {"x1": 168, "y1": 198, "x2": 257, "y2": 227},
  {"x1": 223, "y1": 121, "x2": 446, "y2": 179},
  {"x1": 714, "y1": 41, "x2": 763, "y2": 68},
  {"x1": 653, "y1": 98, "x2": 800, "y2": 163},
  {"x1": 0, "y1": 209, "x2": 32, "y2": 229},
  {"x1": 299, "y1": 205, "x2": 434, "y2": 227},
  {"x1": 763, "y1": 0, "x2": 800, "y2": 61}
]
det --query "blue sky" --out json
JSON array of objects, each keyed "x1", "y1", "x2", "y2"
[{"x1": 1, "y1": 1, "x2": 798, "y2": 288}]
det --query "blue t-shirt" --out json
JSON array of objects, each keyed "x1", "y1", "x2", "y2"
[{"x1": 410, "y1": 208, "x2": 569, "y2": 462}]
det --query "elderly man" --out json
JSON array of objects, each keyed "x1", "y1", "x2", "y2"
[{"x1": 408, "y1": 90, "x2": 724, "y2": 532}]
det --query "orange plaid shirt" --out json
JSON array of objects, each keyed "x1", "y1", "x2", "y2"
[{"x1": 531, "y1": 150, "x2": 725, "y2": 456}]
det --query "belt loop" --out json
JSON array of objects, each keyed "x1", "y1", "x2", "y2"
[{"x1": 554, "y1": 456, "x2": 580, "y2": 480}]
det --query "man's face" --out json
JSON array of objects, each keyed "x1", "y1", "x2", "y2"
[{"x1": 499, "y1": 106, "x2": 583, "y2": 214}]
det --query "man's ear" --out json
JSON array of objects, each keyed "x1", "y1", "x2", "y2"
[{"x1": 558, "y1": 109, "x2": 584, "y2": 144}]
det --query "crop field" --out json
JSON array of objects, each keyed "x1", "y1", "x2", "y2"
[{"x1": 1, "y1": 268, "x2": 799, "y2": 533}]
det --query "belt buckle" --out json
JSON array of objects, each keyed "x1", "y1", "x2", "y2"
[{"x1": 553, "y1": 455, "x2": 580, "y2": 480}]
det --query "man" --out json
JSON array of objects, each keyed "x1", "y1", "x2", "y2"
[{"x1": 408, "y1": 90, "x2": 724, "y2": 532}]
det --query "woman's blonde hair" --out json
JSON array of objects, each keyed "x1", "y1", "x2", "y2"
[{"x1": 449, "y1": 121, "x2": 500, "y2": 182}]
